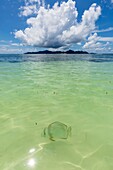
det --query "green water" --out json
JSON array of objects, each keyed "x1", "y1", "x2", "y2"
[{"x1": 0, "y1": 54, "x2": 113, "y2": 170}]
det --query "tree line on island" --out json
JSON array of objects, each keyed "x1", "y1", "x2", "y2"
[{"x1": 25, "y1": 50, "x2": 89, "y2": 54}]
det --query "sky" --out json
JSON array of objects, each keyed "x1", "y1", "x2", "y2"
[{"x1": 0, "y1": 0, "x2": 113, "y2": 53}]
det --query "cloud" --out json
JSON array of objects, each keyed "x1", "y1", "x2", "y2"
[
  {"x1": 83, "y1": 33, "x2": 100, "y2": 49},
  {"x1": 94, "y1": 27, "x2": 113, "y2": 33},
  {"x1": 101, "y1": 0, "x2": 113, "y2": 9},
  {"x1": 19, "y1": 5, "x2": 37, "y2": 16},
  {"x1": 15, "y1": 0, "x2": 101, "y2": 49},
  {"x1": 0, "y1": 42, "x2": 37, "y2": 54},
  {"x1": 99, "y1": 37, "x2": 113, "y2": 42},
  {"x1": 0, "y1": 44, "x2": 23, "y2": 54},
  {"x1": 19, "y1": 0, "x2": 45, "y2": 16},
  {"x1": 26, "y1": 0, "x2": 45, "y2": 6},
  {"x1": 24, "y1": 0, "x2": 42, "y2": 5},
  {"x1": 83, "y1": 33, "x2": 113, "y2": 53}
]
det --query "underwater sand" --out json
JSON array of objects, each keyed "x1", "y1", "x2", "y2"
[{"x1": 0, "y1": 54, "x2": 113, "y2": 170}]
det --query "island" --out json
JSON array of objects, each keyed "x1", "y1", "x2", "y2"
[{"x1": 25, "y1": 50, "x2": 89, "y2": 54}]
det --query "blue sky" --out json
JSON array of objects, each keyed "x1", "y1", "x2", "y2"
[{"x1": 0, "y1": 0, "x2": 113, "y2": 53}]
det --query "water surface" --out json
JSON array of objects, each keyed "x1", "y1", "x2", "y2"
[{"x1": 0, "y1": 54, "x2": 113, "y2": 170}]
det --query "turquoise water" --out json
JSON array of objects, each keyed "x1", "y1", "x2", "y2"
[{"x1": 0, "y1": 54, "x2": 113, "y2": 170}]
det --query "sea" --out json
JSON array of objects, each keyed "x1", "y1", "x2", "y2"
[{"x1": 0, "y1": 53, "x2": 113, "y2": 170}]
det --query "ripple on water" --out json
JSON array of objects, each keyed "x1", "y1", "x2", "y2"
[{"x1": 0, "y1": 54, "x2": 113, "y2": 170}]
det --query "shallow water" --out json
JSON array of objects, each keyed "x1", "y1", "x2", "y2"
[{"x1": 0, "y1": 54, "x2": 113, "y2": 170}]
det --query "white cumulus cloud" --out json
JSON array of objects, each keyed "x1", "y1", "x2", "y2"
[
  {"x1": 83, "y1": 33, "x2": 100, "y2": 49},
  {"x1": 20, "y1": 5, "x2": 37, "y2": 16},
  {"x1": 83, "y1": 33, "x2": 113, "y2": 53},
  {"x1": 19, "y1": 0, "x2": 45, "y2": 16},
  {"x1": 15, "y1": 0, "x2": 101, "y2": 49}
]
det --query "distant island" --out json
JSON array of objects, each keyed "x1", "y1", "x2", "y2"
[{"x1": 25, "y1": 50, "x2": 89, "y2": 54}]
